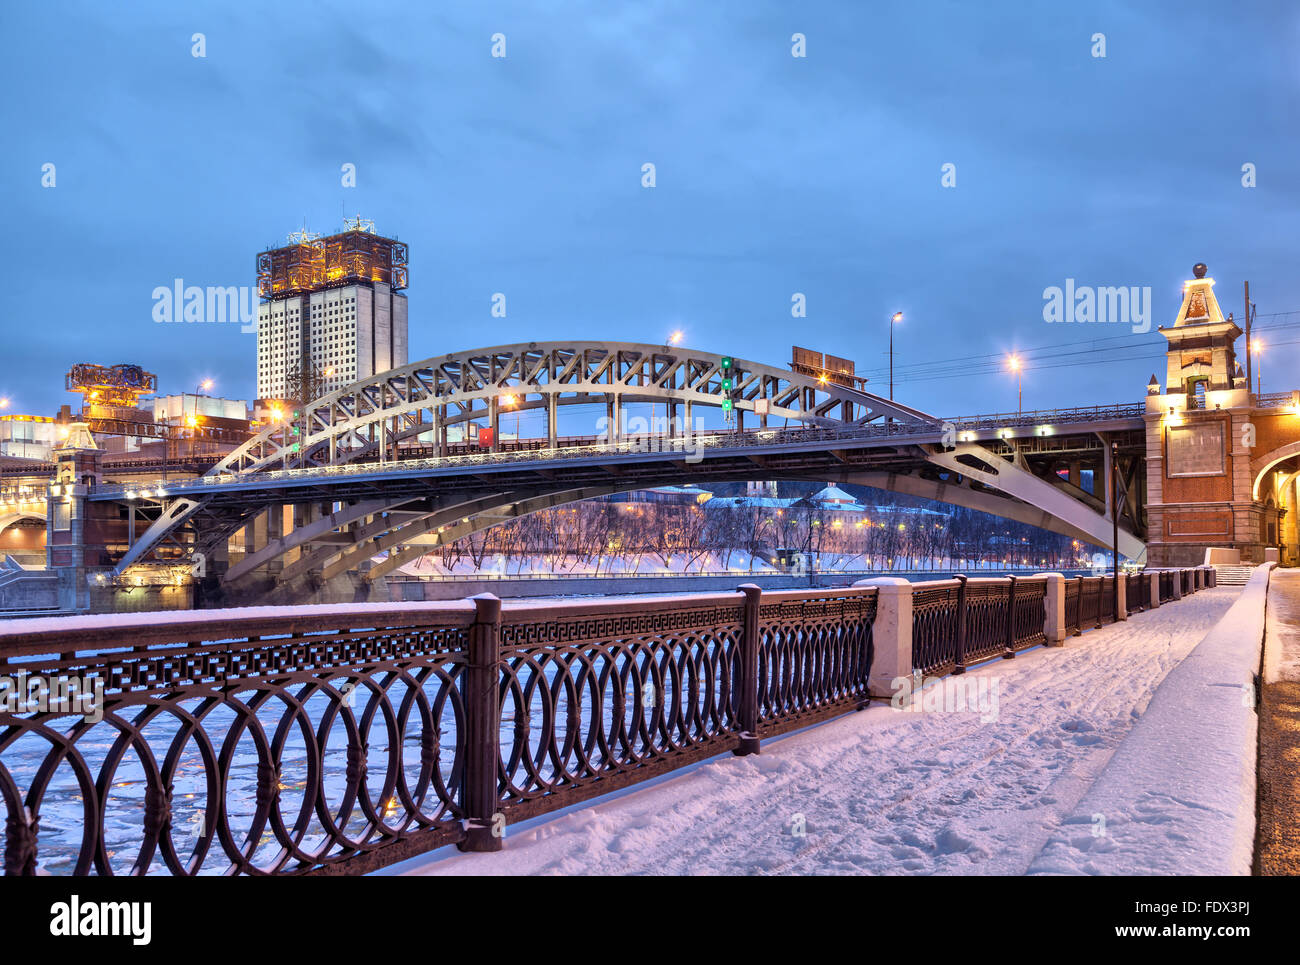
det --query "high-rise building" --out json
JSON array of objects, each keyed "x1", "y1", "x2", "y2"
[{"x1": 255, "y1": 218, "x2": 409, "y2": 402}]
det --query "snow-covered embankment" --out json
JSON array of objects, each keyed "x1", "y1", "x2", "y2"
[{"x1": 1028, "y1": 563, "x2": 1275, "y2": 875}]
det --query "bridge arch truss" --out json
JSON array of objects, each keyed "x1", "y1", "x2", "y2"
[{"x1": 212, "y1": 341, "x2": 940, "y2": 476}]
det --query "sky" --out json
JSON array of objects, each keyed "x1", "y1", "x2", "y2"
[{"x1": 3, "y1": 0, "x2": 1299, "y2": 419}]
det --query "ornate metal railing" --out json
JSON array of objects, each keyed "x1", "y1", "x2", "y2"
[
  {"x1": 911, "y1": 580, "x2": 961, "y2": 676},
  {"x1": 1128, "y1": 573, "x2": 1149, "y2": 612},
  {"x1": 963, "y1": 579, "x2": 1015, "y2": 663},
  {"x1": 0, "y1": 566, "x2": 1209, "y2": 875},
  {"x1": 0, "y1": 585, "x2": 880, "y2": 875},
  {"x1": 755, "y1": 589, "x2": 878, "y2": 736},
  {"x1": 910, "y1": 575, "x2": 1047, "y2": 677},
  {"x1": 0, "y1": 605, "x2": 476, "y2": 877},
  {"x1": 1063, "y1": 578, "x2": 1082, "y2": 635},
  {"x1": 1011, "y1": 578, "x2": 1048, "y2": 650},
  {"x1": 1078, "y1": 576, "x2": 1104, "y2": 629}
]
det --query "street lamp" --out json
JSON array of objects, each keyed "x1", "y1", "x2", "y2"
[
  {"x1": 1251, "y1": 338, "x2": 1264, "y2": 394},
  {"x1": 499, "y1": 393, "x2": 520, "y2": 445},
  {"x1": 0, "y1": 397, "x2": 9, "y2": 409},
  {"x1": 186, "y1": 378, "x2": 213, "y2": 457},
  {"x1": 1007, "y1": 354, "x2": 1022, "y2": 415},
  {"x1": 889, "y1": 312, "x2": 903, "y2": 400}
]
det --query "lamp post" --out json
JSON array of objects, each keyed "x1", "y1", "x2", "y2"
[
  {"x1": 1251, "y1": 338, "x2": 1263, "y2": 395},
  {"x1": 1007, "y1": 354, "x2": 1022, "y2": 415},
  {"x1": 188, "y1": 379, "x2": 213, "y2": 458},
  {"x1": 659, "y1": 331, "x2": 683, "y2": 433},
  {"x1": 499, "y1": 393, "x2": 520, "y2": 448},
  {"x1": 889, "y1": 312, "x2": 903, "y2": 400},
  {"x1": 1111, "y1": 440, "x2": 1120, "y2": 622}
]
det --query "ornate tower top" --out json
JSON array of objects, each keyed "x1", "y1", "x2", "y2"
[
  {"x1": 1159, "y1": 262, "x2": 1243, "y2": 396},
  {"x1": 1170, "y1": 262, "x2": 1230, "y2": 328}
]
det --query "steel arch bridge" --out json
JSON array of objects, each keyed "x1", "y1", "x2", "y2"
[
  {"x1": 212, "y1": 340, "x2": 941, "y2": 475},
  {"x1": 102, "y1": 341, "x2": 1147, "y2": 587}
]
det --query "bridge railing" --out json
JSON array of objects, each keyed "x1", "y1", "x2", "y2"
[
  {"x1": 0, "y1": 567, "x2": 1207, "y2": 875},
  {"x1": 87, "y1": 400, "x2": 1148, "y2": 496},
  {"x1": 941, "y1": 401, "x2": 1147, "y2": 431}
]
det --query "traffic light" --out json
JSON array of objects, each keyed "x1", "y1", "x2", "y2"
[
  {"x1": 721, "y1": 376, "x2": 733, "y2": 392},
  {"x1": 721, "y1": 398, "x2": 734, "y2": 412},
  {"x1": 720, "y1": 357, "x2": 733, "y2": 371}
]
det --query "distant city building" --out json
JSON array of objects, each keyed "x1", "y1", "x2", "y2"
[
  {"x1": 153, "y1": 394, "x2": 248, "y2": 425},
  {"x1": 255, "y1": 218, "x2": 409, "y2": 402},
  {"x1": 605, "y1": 485, "x2": 714, "y2": 506},
  {"x1": 0, "y1": 414, "x2": 59, "y2": 461}
]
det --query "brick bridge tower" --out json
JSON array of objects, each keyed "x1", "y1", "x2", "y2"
[{"x1": 1144, "y1": 262, "x2": 1296, "y2": 565}]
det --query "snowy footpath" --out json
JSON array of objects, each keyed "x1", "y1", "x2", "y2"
[{"x1": 388, "y1": 586, "x2": 1243, "y2": 876}]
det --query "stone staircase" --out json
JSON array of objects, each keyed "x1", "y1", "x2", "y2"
[{"x1": 1213, "y1": 564, "x2": 1256, "y2": 586}]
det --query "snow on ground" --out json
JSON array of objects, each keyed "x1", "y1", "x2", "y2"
[
  {"x1": 1264, "y1": 568, "x2": 1300, "y2": 684},
  {"x1": 1031, "y1": 567, "x2": 1271, "y2": 876},
  {"x1": 388, "y1": 585, "x2": 1242, "y2": 876}
]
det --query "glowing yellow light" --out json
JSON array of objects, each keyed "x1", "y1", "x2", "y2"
[
  {"x1": 668, "y1": 330, "x2": 683, "y2": 345},
  {"x1": 1007, "y1": 354, "x2": 1021, "y2": 372},
  {"x1": 499, "y1": 394, "x2": 517, "y2": 407},
  {"x1": 185, "y1": 415, "x2": 198, "y2": 428}
]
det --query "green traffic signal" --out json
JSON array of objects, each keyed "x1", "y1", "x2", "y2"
[
  {"x1": 721, "y1": 377, "x2": 733, "y2": 391},
  {"x1": 721, "y1": 399, "x2": 734, "y2": 412},
  {"x1": 720, "y1": 356, "x2": 733, "y2": 370}
]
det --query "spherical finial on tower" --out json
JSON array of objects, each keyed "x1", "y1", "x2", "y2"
[{"x1": 1193, "y1": 262, "x2": 1208, "y2": 279}]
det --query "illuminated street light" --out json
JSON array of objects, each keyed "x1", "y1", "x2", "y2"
[
  {"x1": 1251, "y1": 337, "x2": 1264, "y2": 394},
  {"x1": 0, "y1": 398, "x2": 9, "y2": 409},
  {"x1": 1007, "y1": 354, "x2": 1023, "y2": 415},
  {"x1": 889, "y1": 312, "x2": 903, "y2": 401},
  {"x1": 667, "y1": 330, "x2": 683, "y2": 346}
]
